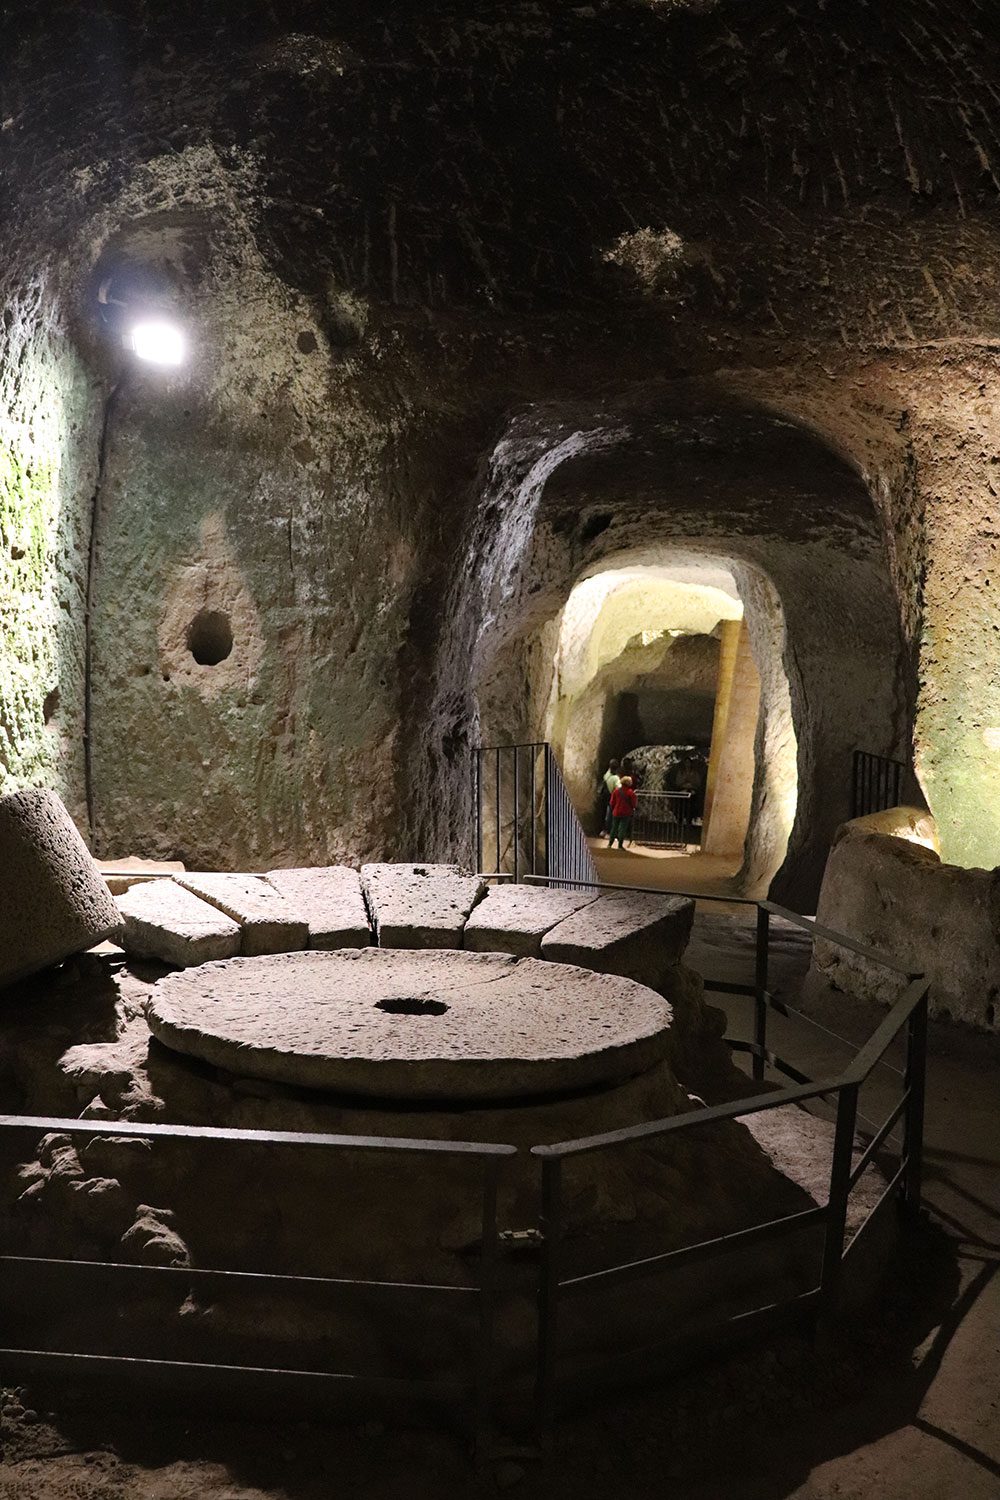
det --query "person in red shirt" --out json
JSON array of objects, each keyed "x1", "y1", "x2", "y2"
[{"x1": 607, "y1": 776, "x2": 637, "y2": 849}]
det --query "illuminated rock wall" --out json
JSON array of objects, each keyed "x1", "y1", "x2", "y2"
[
  {"x1": 0, "y1": 275, "x2": 99, "y2": 827},
  {"x1": 2, "y1": 0, "x2": 998, "y2": 901}
]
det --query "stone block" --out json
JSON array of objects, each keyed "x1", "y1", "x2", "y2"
[
  {"x1": 540, "y1": 891, "x2": 694, "y2": 988},
  {"x1": 265, "y1": 865, "x2": 371, "y2": 949},
  {"x1": 174, "y1": 874, "x2": 309, "y2": 956},
  {"x1": 117, "y1": 879, "x2": 241, "y2": 967},
  {"x1": 360, "y1": 862, "x2": 485, "y2": 948},
  {"x1": 463, "y1": 883, "x2": 600, "y2": 956},
  {"x1": 0, "y1": 788, "x2": 122, "y2": 990},
  {"x1": 814, "y1": 822, "x2": 1000, "y2": 1028}
]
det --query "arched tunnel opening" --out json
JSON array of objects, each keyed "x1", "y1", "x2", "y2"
[
  {"x1": 448, "y1": 392, "x2": 914, "y2": 908},
  {"x1": 541, "y1": 560, "x2": 788, "y2": 893}
]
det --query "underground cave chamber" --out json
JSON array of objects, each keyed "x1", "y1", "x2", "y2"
[{"x1": 4, "y1": 7, "x2": 1000, "y2": 1486}]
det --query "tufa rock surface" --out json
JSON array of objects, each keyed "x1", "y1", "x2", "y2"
[
  {"x1": 814, "y1": 822, "x2": 1000, "y2": 1029},
  {"x1": 360, "y1": 863, "x2": 486, "y2": 949},
  {"x1": 0, "y1": 789, "x2": 122, "y2": 990},
  {"x1": 174, "y1": 873, "x2": 309, "y2": 956},
  {"x1": 265, "y1": 865, "x2": 371, "y2": 949},
  {"x1": 116, "y1": 878, "x2": 241, "y2": 968}
]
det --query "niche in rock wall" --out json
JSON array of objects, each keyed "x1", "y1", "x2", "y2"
[{"x1": 157, "y1": 513, "x2": 263, "y2": 697}]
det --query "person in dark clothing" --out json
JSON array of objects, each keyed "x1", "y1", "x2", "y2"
[{"x1": 607, "y1": 776, "x2": 637, "y2": 848}]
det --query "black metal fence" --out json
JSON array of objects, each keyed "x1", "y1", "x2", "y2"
[
  {"x1": 474, "y1": 742, "x2": 597, "y2": 887},
  {"x1": 543, "y1": 745, "x2": 599, "y2": 887},
  {"x1": 851, "y1": 750, "x2": 906, "y2": 819},
  {"x1": 631, "y1": 789, "x2": 695, "y2": 849},
  {"x1": 0, "y1": 1116, "x2": 515, "y2": 1447},
  {"x1": 522, "y1": 874, "x2": 928, "y2": 1426}
]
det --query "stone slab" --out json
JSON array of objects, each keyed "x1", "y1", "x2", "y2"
[
  {"x1": 146, "y1": 947, "x2": 673, "y2": 1101},
  {"x1": 265, "y1": 866, "x2": 371, "y2": 949},
  {"x1": 541, "y1": 891, "x2": 694, "y2": 989},
  {"x1": 360, "y1": 863, "x2": 486, "y2": 949},
  {"x1": 116, "y1": 879, "x2": 241, "y2": 967},
  {"x1": 0, "y1": 789, "x2": 123, "y2": 990},
  {"x1": 463, "y1": 883, "x2": 601, "y2": 957},
  {"x1": 174, "y1": 874, "x2": 309, "y2": 956}
]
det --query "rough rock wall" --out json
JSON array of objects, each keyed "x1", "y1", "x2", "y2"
[
  {"x1": 702, "y1": 623, "x2": 760, "y2": 860},
  {"x1": 0, "y1": 269, "x2": 100, "y2": 826},
  {"x1": 84, "y1": 169, "x2": 417, "y2": 866},
  {"x1": 735, "y1": 566, "x2": 798, "y2": 896},
  {"x1": 1, "y1": 0, "x2": 999, "y2": 887}
]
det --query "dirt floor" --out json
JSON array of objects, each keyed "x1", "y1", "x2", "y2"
[
  {"x1": 2, "y1": 906, "x2": 999, "y2": 1499},
  {"x1": 588, "y1": 838, "x2": 743, "y2": 898}
]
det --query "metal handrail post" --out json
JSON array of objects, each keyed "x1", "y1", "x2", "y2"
[
  {"x1": 753, "y1": 904, "x2": 770, "y2": 1082},
  {"x1": 474, "y1": 1157, "x2": 502, "y2": 1460},
  {"x1": 474, "y1": 750, "x2": 483, "y2": 874},
  {"x1": 535, "y1": 1155, "x2": 563, "y2": 1438},
  {"x1": 902, "y1": 985, "x2": 928, "y2": 1218},
  {"x1": 530, "y1": 745, "x2": 537, "y2": 875},
  {"x1": 495, "y1": 747, "x2": 501, "y2": 876},
  {"x1": 512, "y1": 746, "x2": 520, "y2": 884},
  {"x1": 548, "y1": 747, "x2": 554, "y2": 882},
  {"x1": 820, "y1": 1082, "x2": 859, "y2": 1317}
]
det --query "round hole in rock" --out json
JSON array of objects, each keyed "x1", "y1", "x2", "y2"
[
  {"x1": 375, "y1": 997, "x2": 450, "y2": 1017},
  {"x1": 187, "y1": 609, "x2": 233, "y2": 666}
]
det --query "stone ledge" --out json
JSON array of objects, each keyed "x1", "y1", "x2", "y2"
[
  {"x1": 814, "y1": 821, "x2": 1000, "y2": 1029},
  {"x1": 541, "y1": 890, "x2": 695, "y2": 989},
  {"x1": 361, "y1": 863, "x2": 486, "y2": 948},
  {"x1": 117, "y1": 880, "x2": 241, "y2": 968},
  {"x1": 174, "y1": 874, "x2": 309, "y2": 956}
]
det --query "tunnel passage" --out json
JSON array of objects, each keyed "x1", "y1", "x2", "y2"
[
  {"x1": 428, "y1": 389, "x2": 912, "y2": 909},
  {"x1": 538, "y1": 564, "x2": 766, "y2": 872}
]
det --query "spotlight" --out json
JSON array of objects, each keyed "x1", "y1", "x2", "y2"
[{"x1": 128, "y1": 319, "x2": 186, "y2": 366}]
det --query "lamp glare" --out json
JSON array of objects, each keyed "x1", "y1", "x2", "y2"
[{"x1": 130, "y1": 320, "x2": 185, "y2": 366}]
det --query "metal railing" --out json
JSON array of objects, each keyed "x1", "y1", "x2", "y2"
[
  {"x1": 522, "y1": 874, "x2": 929, "y2": 1426},
  {"x1": 0, "y1": 880, "x2": 929, "y2": 1440},
  {"x1": 631, "y1": 789, "x2": 695, "y2": 849},
  {"x1": 543, "y1": 745, "x2": 599, "y2": 887},
  {"x1": 852, "y1": 749, "x2": 905, "y2": 819},
  {"x1": 474, "y1": 742, "x2": 597, "y2": 888},
  {"x1": 0, "y1": 1114, "x2": 515, "y2": 1447},
  {"x1": 474, "y1": 741, "x2": 545, "y2": 882}
]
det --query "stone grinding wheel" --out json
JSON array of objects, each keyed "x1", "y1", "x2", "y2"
[
  {"x1": 146, "y1": 947, "x2": 675, "y2": 1102},
  {"x1": 0, "y1": 788, "x2": 122, "y2": 989}
]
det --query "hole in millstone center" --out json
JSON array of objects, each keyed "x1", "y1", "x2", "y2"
[
  {"x1": 187, "y1": 609, "x2": 233, "y2": 666},
  {"x1": 376, "y1": 997, "x2": 450, "y2": 1017}
]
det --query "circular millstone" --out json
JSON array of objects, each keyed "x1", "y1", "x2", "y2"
[{"x1": 146, "y1": 948, "x2": 674, "y2": 1101}]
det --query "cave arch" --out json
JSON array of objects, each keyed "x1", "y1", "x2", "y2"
[{"x1": 428, "y1": 386, "x2": 912, "y2": 909}]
